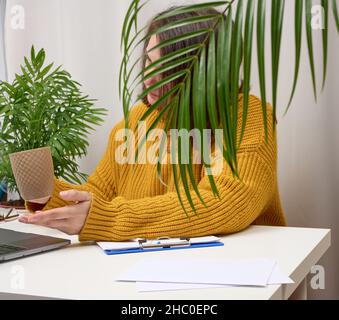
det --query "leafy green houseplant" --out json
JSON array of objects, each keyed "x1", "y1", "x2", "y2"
[
  {"x1": 120, "y1": 0, "x2": 339, "y2": 212},
  {"x1": 0, "y1": 46, "x2": 106, "y2": 205}
]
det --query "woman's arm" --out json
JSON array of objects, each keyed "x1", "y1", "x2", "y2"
[
  {"x1": 78, "y1": 96, "x2": 279, "y2": 242},
  {"x1": 79, "y1": 131, "x2": 277, "y2": 241}
]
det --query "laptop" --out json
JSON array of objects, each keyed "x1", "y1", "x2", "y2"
[{"x1": 0, "y1": 229, "x2": 71, "y2": 262}]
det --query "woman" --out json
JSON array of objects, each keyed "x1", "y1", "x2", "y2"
[{"x1": 20, "y1": 7, "x2": 287, "y2": 241}]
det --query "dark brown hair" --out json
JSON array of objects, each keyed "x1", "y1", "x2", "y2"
[{"x1": 141, "y1": 6, "x2": 243, "y2": 127}]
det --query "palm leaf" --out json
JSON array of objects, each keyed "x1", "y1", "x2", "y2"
[
  {"x1": 230, "y1": 0, "x2": 243, "y2": 157},
  {"x1": 128, "y1": 44, "x2": 201, "y2": 102},
  {"x1": 218, "y1": 9, "x2": 237, "y2": 174},
  {"x1": 137, "y1": 70, "x2": 186, "y2": 100},
  {"x1": 152, "y1": 14, "x2": 221, "y2": 35},
  {"x1": 134, "y1": 56, "x2": 194, "y2": 88},
  {"x1": 135, "y1": 85, "x2": 180, "y2": 163},
  {"x1": 239, "y1": 0, "x2": 254, "y2": 147},
  {"x1": 120, "y1": 0, "x2": 146, "y2": 50},
  {"x1": 183, "y1": 74, "x2": 207, "y2": 211},
  {"x1": 119, "y1": 0, "x2": 338, "y2": 213},
  {"x1": 256, "y1": 0, "x2": 268, "y2": 142},
  {"x1": 333, "y1": 0, "x2": 339, "y2": 32},
  {"x1": 178, "y1": 77, "x2": 196, "y2": 214},
  {"x1": 322, "y1": 0, "x2": 329, "y2": 91},
  {"x1": 154, "y1": 1, "x2": 230, "y2": 21},
  {"x1": 285, "y1": 0, "x2": 303, "y2": 115},
  {"x1": 194, "y1": 45, "x2": 220, "y2": 199},
  {"x1": 148, "y1": 29, "x2": 210, "y2": 53},
  {"x1": 0, "y1": 47, "x2": 106, "y2": 192},
  {"x1": 306, "y1": 0, "x2": 318, "y2": 101},
  {"x1": 169, "y1": 97, "x2": 188, "y2": 215},
  {"x1": 271, "y1": 0, "x2": 285, "y2": 129},
  {"x1": 207, "y1": 30, "x2": 218, "y2": 131},
  {"x1": 130, "y1": 13, "x2": 221, "y2": 55}
]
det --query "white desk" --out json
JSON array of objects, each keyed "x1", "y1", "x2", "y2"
[{"x1": 0, "y1": 221, "x2": 330, "y2": 300}]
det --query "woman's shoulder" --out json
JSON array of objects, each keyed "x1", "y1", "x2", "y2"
[
  {"x1": 128, "y1": 101, "x2": 150, "y2": 124},
  {"x1": 110, "y1": 101, "x2": 149, "y2": 131}
]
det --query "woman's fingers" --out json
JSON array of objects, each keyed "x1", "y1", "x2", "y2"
[
  {"x1": 59, "y1": 190, "x2": 91, "y2": 202},
  {"x1": 20, "y1": 213, "x2": 70, "y2": 233},
  {"x1": 20, "y1": 206, "x2": 71, "y2": 225}
]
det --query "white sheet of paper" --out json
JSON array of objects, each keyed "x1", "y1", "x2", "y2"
[
  {"x1": 189, "y1": 236, "x2": 221, "y2": 244},
  {"x1": 98, "y1": 241, "x2": 140, "y2": 251},
  {"x1": 135, "y1": 264, "x2": 293, "y2": 292},
  {"x1": 116, "y1": 257, "x2": 277, "y2": 287}
]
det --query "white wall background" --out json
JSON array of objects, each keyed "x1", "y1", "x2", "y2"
[
  {"x1": 5, "y1": 0, "x2": 127, "y2": 171},
  {"x1": 4, "y1": 0, "x2": 339, "y2": 299},
  {"x1": 0, "y1": 0, "x2": 7, "y2": 80}
]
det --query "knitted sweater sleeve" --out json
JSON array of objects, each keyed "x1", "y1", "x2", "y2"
[{"x1": 79, "y1": 101, "x2": 278, "y2": 241}]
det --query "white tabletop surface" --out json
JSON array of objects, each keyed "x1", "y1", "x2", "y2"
[{"x1": 0, "y1": 221, "x2": 330, "y2": 300}]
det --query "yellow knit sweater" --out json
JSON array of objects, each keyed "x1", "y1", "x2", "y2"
[{"x1": 26, "y1": 95, "x2": 287, "y2": 241}]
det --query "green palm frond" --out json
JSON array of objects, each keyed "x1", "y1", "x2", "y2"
[
  {"x1": 285, "y1": 0, "x2": 303, "y2": 114},
  {"x1": 333, "y1": 0, "x2": 339, "y2": 32},
  {"x1": 120, "y1": 0, "x2": 338, "y2": 213},
  {"x1": 0, "y1": 47, "x2": 107, "y2": 193},
  {"x1": 306, "y1": 0, "x2": 318, "y2": 101},
  {"x1": 322, "y1": 0, "x2": 329, "y2": 91},
  {"x1": 271, "y1": 0, "x2": 285, "y2": 128}
]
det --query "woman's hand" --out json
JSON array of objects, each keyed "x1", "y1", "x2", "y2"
[{"x1": 19, "y1": 190, "x2": 91, "y2": 235}]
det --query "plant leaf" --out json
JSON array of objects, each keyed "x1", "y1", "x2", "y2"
[
  {"x1": 230, "y1": 0, "x2": 243, "y2": 168},
  {"x1": 285, "y1": 0, "x2": 303, "y2": 115},
  {"x1": 154, "y1": 1, "x2": 230, "y2": 21},
  {"x1": 257, "y1": 0, "x2": 268, "y2": 142},
  {"x1": 271, "y1": 0, "x2": 285, "y2": 128},
  {"x1": 218, "y1": 8, "x2": 237, "y2": 175},
  {"x1": 305, "y1": 0, "x2": 318, "y2": 101},
  {"x1": 178, "y1": 78, "x2": 196, "y2": 214},
  {"x1": 239, "y1": 0, "x2": 255, "y2": 147},
  {"x1": 148, "y1": 28, "x2": 210, "y2": 53},
  {"x1": 321, "y1": 0, "x2": 329, "y2": 91},
  {"x1": 149, "y1": 14, "x2": 221, "y2": 36},
  {"x1": 333, "y1": 0, "x2": 339, "y2": 32},
  {"x1": 137, "y1": 70, "x2": 186, "y2": 101},
  {"x1": 36, "y1": 63, "x2": 54, "y2": 80},
  {"x1": 207, "y1": 30, "x2": 218, "y2": 131}
]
